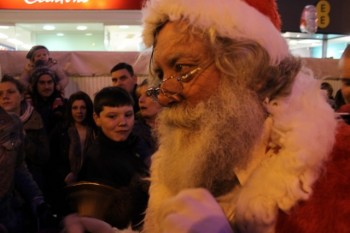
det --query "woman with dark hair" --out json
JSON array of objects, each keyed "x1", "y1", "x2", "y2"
[
  {"x1": 47, "y1": 91, "x2": 97, "y2": 220},
  {"x1": 63, "y1": 91, "x2": 97, "y2": 184}
]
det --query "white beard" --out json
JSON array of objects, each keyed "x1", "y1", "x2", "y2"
[
  {"x1": 156, "y1": 79, "x2": 267, "y2": 194},
  {"x1": 144, "y1": 78, "x2": 267, "y2": 232}
]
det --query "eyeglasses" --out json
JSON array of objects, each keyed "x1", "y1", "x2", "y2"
[{"x1": 146, "y1": 67, "x2": 203, "y2": 106}]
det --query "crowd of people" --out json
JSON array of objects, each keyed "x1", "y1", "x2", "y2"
[
  {"x1": 0, "y1": 45, "x2": 161, "y2": 232},
  {"x1": 1, "y1": 0, "x2": 350, "y2": 232}
]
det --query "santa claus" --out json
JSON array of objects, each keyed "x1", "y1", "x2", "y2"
[
  {"x1": 141, "y1": 0, "x2": 348, "y2": 232},
  {"x1": 64, "y1": 0, "x2": 350, "y2": 232}
]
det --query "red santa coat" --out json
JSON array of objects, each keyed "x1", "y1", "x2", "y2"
[{"x1": 276, "y1": 122, "x2": 350, "y2": 233}]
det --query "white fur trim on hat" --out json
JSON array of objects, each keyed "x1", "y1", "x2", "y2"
[{"x1": 142, "y1": 0, "x2": 290, "y2": 65}]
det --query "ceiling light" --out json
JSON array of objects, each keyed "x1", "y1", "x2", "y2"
[
  {"x1": 85, "y1": 33, "x2": 93, "y2": 36},
  {"x1": 43, "y1": 25, "x2": 56, "y2": 31},
  {"x1": 56, "y1": 33, "x2": 64, "y2": 36},
  {"x1": 118, "y1": 25, "x2": 129, "y2": 29},
  {"x1": 76, "y1": 25, "x2": 87, "y2": 31},
  {"x1": 0, "y1": 26, "x2": 10, "y2": 29}
]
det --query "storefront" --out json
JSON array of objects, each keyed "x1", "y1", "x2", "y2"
[{"x1": 0, "y1": 0, "x2": 143, "y2": 51}]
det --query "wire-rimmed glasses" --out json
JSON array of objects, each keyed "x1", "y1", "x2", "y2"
[{"x1": 146, "y1": 67, "x2": 202, "y2": 106}]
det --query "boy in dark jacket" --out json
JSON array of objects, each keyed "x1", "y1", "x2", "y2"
[{"x1": 77, "y1": 87, "x2": 150, "y2": 231}]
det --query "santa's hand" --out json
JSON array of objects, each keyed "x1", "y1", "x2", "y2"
[
  {"x1": 159, "y1": 188, "x2": 234, "y2": 233},
  {"x1": 64, "y1": 213, "x2": 115, "y2": 233}
]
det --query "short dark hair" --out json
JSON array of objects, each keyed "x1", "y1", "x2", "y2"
[
  {"x1": 94, "y1": 86, "x2": 134, "y2": 115},
  {"x1": 110, "y1": 62, "x2": 134, "y2": 76},
  {"x1": 1, "y1": 74, "x2": 26, "y2": 94}
]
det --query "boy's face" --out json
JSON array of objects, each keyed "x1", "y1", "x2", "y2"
[{"x1": 94, "y1": 105, "x2": 134, "y2": 142}]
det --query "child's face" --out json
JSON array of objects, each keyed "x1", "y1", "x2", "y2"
[
  {"x1": 94, "y1": 105, "x2": 134, "y2": 142},
  {"x1": 32, "y1": 48, "x2": 49, "y2": 63}
]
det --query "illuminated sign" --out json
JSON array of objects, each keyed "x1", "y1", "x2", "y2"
[
  {"x1": 0, "y1": 0, "x2": 143, "y2": 10},
  {"x1": 279, "y1": 1, "x2": 350, "y2": 34},
  {"x1": 317, "y1": 0, "x2": 331, "y2": 29}
]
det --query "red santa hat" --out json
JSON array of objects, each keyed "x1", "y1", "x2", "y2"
[{"x1": 142, "y1": 0, "x2": 289, "y2": 65}]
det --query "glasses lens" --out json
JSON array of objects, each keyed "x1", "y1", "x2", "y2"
[{"x1": 161, "y1": 77, "x2": 183, "y2": 96}]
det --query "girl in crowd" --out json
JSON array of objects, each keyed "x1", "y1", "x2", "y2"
[
  {"x1": 64, "y1": 91, "x2": 97, "y2": 184},
  {"x1": 48, "y1": 91, "x2": 97, "y2": 219}
]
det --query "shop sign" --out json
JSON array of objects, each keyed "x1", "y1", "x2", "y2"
[
  {"x1": 316, "y1": 0, "x2": 331, "y2": 29},
  {"x1": 0, "y1": 0, "x2": 143, "y2": 10}
]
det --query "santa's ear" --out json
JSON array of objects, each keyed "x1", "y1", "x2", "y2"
[{"x1": 93, "y1": 113, "x2": 101, "y2": 127}]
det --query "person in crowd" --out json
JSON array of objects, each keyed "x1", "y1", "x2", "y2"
[
  {"x1": 320, "y1": 81, "x2": 336, "y2": 109},
  {"x1": 46, "y1": 91, "x2": 97, "y2": 221},
  {"x1": 0, "y1": 75, "x2": 50, "y2": 190},
  {"x1": 0, "y1": 107, "x2": 56, "y2": 233},
  {"x1": 133, "y1": 79, "x2": 162, "y2": 161},
  {"x1": 76, "y1": 87, "x2": 150, "y2": 231},
  {"x1": 110, "y1": 62, "x2": 140, "y2": 113},
  {"x1": 20, "y1": 45, "x2": 68, "y2": 94},
  {"x1": 62, "y1": 91, "x2": 97, "y2": 185},
  {"x1": 29, "y1": 66, "x2": 67, "y2": 223},
  {"x1": 30, "y1": 66, "x2": 67, "y2": 134},
  {"x1": 63, "y1": 0, "x2": 350, "y2": 232},
  {"x1": 335, "y1": 44, "x2": 350, "y2": 110}
]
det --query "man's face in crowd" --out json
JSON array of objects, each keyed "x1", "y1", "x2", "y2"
[
  {"x1": 152, "y1": 21, "x2": 220, "y2": 107},
  {"x1": 111, "y1": 69, "x2": 137, "y2": 94},
  {"x1": 340, "y1": 56, "x2": 350, "y2": 103},
  {"x1": 37, "y1": 75, "x2": 55, "y2": 98}
]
